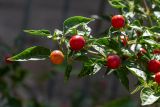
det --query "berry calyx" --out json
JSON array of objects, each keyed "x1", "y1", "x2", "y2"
[
  {"x1": 111, "y1": 15, "x2": 125, "y2": 29},
  {"x1": 106, "y1": 54, "x2": 121, "y2": 69},
  {"x1": 120, "y1": 35, "x2": 128, "y2": 47},
  {"x1": 155, "y1": 72, "x2": 160, "y2": 84},
  {"x1": 69, "y1": 35, "x2": 85, "y2": 51},
  {"x1": 137, "y1": 48, "x2": 147, "y2": 57},
  {"x1": 148, "y1": 60, "x2": 160, "y2": 73},
  {"x1": 136, "y1": 30, "x2": 142, "y2": 36},
  {"x1": 50, "y1": 50, "x2": 64, "y2": 65},
  {"x1": 153, "y1": 49, "x2": 160, "y2": 54}
]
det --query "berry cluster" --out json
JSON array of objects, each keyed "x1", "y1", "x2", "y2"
[
  {"x1": 6, "y1": 12, "x2": 160, "y2": 105},
  {"x1": 49, "y1": 15, "x2": 160, "y2": 86}
]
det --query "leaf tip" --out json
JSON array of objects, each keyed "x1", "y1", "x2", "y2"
[{"x1": 6, "y1": 57, "x2": 13, "y2": 62}]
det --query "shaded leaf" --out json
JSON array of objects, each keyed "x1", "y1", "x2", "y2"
[
  {"x1": 108, "y1": 39, "x2": 121, "y2": 52},
  {"x1": 78, "y1": 60, "x2": 102, "y2": 77},
  {"x1": 65, "y1": 64, "x2": 72, "y2": 81},
  {"x1": 94, "y1": 37, "x2": 109, "y2": 46},
  {"x1": 149, "y1": 26, "x2": 160, "y2": 34},
  {"x1": 116, "y1": 69, "x2": 129, "y2": 90},
  {"x1": 78, "y1": 62, "x2": 94, "y2": 78},
  {"x1": 74, "y1": 54, "x2": 89, "y2": 62}
]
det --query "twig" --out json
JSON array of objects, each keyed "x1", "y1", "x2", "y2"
[{"x1": 142, "y1": 0, "x2": 153, "y2": 26}]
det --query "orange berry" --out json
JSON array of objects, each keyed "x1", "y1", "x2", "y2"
[{"x1": 50, "y1": 50, "x2": 64, "y2": 64}]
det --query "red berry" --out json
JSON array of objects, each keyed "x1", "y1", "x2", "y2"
[
  {"x1": 69, "y1": 35, "x2": 85, "y2": 51},
  {"x1": 153, "y1": 49, "x2": 160, "y2": 54},
  {"x1": 137, "y1": 48, "x2": 147, "y2": 57},
  {"x1": 155, "y1": 72, "x2": 160, "y2": 84},
  {"x1": 106, "y1": 55, "x2": 121, "y2": 69},
  {"x1": 148, "y1": 60, "x2": 160, "y2": 73},
  {"x1": 50, "y1": 50, "x2": 64, "y2": 65},
  {"x1": 111, "y1": 15, "x2": 125, "y2": 29},
  {"x1": 120, "y1": 35, "x2": 128, "y2": 47}
]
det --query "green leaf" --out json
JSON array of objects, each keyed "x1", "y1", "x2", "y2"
[
  {"x1": 53, "y1": 29, "x2": 63, "y2": 40},
  {"x1": 108, "y1": 39, "x2": 121, "y2": 52},
  {"x1": 149, "y1": 26, "x2": 160, "y2": 34},
  {"x1": 78, "y1": 60, "x2": 102, "y2": 77},
  {"x1": 92, "y1": 64, "x2": 102, "y2": 75},
  {"x1": 83, "y1": 24, "x2": 92, "y2": 35},
  {"x1": 108, "y1": 0, "x2": 127, "y2": 9},
  {"x1": 131, "y1": 85, "x2": 143, "y2": 94},
  {"x1": 24, "y1": 30, "x2": 52, "y2": 38},
  {"x1": 121, "y1": 48, "x2": 133, "y2": 58},
  {"x1": 142, "y1": 30, "x2": 153, "y2": 37},
  {"x1": 8, "y1": 46, "x2": 51, "y2": 61},
  {"x1": 140, "y1": 39, "x2": 160, "y2": 48},
  {"x1": 116, "y1": 69, "x2": 129, "y2": 90},
  {"x1": 92, "y1": 45, "x2": 106, "y2": 57},
  {"x1": 72, "y1": 24, "x2": 92, "y2": 36},
  {"x1": 63, "y1": 16, "x2": 94, "y2": 34},
  {"x1": 65, "y1": 64, "x2": 72, "y2": 81},
  {"x1": 74, "y1": 53, "x2": 89, "y2": 62},
  {"x1": 94, "y1": 37, "x2": 109, "y2": 46},
  {"x1": 127, "y1": 67, "x2": 146, "y2": 82},
  {"x1": 154, "y1": 11, "x2": 160, "y2": 18},
  {"x1": 78, "y1": 62, "x2": 94, "y2": 78},
  {"x1": 129, "y1": 20, "x2": 142, "y2": 31},
  {"x1": 140, "y1": 87, "x2": 160, "y2": 106}
]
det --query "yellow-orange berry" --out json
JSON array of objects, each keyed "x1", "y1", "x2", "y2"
[{"x1": 50, "y1": 50, "x2": 64, "y2": 64}]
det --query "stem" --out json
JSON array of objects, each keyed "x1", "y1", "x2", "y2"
[
  {"x1": 121, "y1": 32, "x2": 128, "y2": 46},
  {"x1": 142, "y1": 0, "x2": 153, "y2": 26},
  {"x1": 143, "y1": 0, "x2": 149, "y2": 13},
  {"x1": 52, "y1": 36, "x2": 63, "y2": 51},
  {"x1": 59, "y1": 37, "x2": 64, "y2": 51}
]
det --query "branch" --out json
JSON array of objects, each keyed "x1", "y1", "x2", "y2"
[{"x1": 142, "y1": 0, "x2": 153, "y2": 26}]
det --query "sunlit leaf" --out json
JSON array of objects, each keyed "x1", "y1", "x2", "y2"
[
  {"x1": 63, "y1": 16, "x2": 94, "y2": 34},
  {"x1": 141, "y1": 88, "x2": 160, "y2": 106},
  {"x1": 8, "y1": 46, "x2": 51, "y2": 61},
  {"x1": 24, "y1": 30, "x2": 52, "y2": 38}
]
